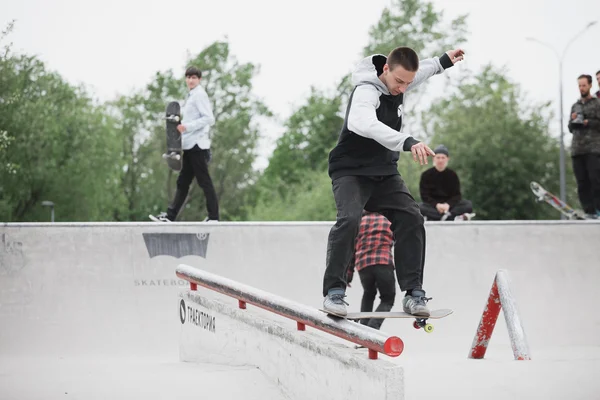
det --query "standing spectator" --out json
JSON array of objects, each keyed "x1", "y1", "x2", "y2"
[{"x1": 568, "y1": 74, "x2": 600, "y2": 218}]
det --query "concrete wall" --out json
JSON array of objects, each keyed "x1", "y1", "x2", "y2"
[
  {"x1": 1, "y1": 220, "x2": 599, "y2": 362},
  {"x1": 179, "y1": 291, "x2": 404, "y2": 400}
]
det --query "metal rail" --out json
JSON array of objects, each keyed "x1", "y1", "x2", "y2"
[{"x1": 176, "y1": 264, "x2": 404, "y2": 359}]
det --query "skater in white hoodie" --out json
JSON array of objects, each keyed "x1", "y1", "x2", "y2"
[{"x1": 322, "y1": 46, "x2": 464, "y2": 317}]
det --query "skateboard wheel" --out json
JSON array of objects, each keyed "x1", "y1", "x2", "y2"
[
  {"x1": 424, "y1": 324, "x2": 434, "y2": 333},
  {"x1": 413, "y1": 321, "x2": 420, "y2": 330}
]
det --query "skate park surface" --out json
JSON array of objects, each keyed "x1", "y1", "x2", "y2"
[{"x1": 1, "y1": 220, "x2": 599, "y2": 399}]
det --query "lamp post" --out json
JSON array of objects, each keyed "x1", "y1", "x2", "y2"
[
  {"x1": 41, "y1": 201, "x2": 55, "y2": 223},
  {"x1": 526, "y1": 21, "x2": 597, "y2": 211}
]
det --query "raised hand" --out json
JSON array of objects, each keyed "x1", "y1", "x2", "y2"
[{"x1": 446, "y1": 48, "x2": 465, "y2": 64}]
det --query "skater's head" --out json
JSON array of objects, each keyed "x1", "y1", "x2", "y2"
[
  {"x1": 577, "y1": 74, "x2": 592, "y2": 98},
  {"x1": 379, "y1": 47, "x2": 419, "y2": 96},
  {"x1": 185, "y1": 66, "x2": 202, "y2": 90},
  {"x1": 433, "y1": 145, "x2": 449, "y2": 171}
]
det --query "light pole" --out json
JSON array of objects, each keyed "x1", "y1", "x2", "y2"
[
  {"x1": 526, "y1": 21, "x2": 597, "y2": 209},
  {"x1": 41, "y1": 201, "x2": 55, "y2": 222}
]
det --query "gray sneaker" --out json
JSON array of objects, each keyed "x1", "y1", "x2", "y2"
[
  {"x1": 402, "y1": 289, "x2": 431, "y2": 317},
  {"x1": 323, "y1": 291, "x2": 349, "y2": 317}
]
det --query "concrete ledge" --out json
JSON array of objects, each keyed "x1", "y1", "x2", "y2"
[{"x1": 179, "y1": 291, "x2": 404, "y2": 400}]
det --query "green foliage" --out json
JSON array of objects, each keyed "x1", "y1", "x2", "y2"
[
  {"x1": 261, "y1": 87, "x2": 344, "y2": 191},
  {"x1": 421, "y1": 65, "x2": 577, "y2": 219},
  {"x1": 247, "y1": 169, "x2": 336, "y2": 221},
  {"x1": 0, "y1": 23, "x2": 124, "y2": 221},
  {"x1": 364, "y1": 0, "x2": 469, "y2": 58},
  {"x1": 0, "y1": 5, "x2": 580, "y2": 222}
]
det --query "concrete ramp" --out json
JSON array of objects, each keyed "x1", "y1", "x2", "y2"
[{"x1": 1, "y1": 221, "x2": 599, "y2": 399}]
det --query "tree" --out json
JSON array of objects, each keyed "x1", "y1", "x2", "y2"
[
  {"x1": 0, "y1": 22, "x2": 124, "y2": 222},
  {"x1": 364, "y1": 0, "x2": 468, "y2": 58},
  {"x1": 260, "y1": 86, "x2": 345, "y2": 192},
  {"x1": 421, "y1": 65, "x2": 577, "y2": 220},
  {"x1": 247, "y1": 169, "x2": 336, "y2": 221}
]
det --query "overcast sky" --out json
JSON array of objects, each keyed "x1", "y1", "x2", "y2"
[{"x1": 1, "y1": 0, "x2": 599, "y2": 169}]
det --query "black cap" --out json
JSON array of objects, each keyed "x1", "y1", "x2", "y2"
[{"x1": 434, "y1": 144, "x2": 449, "y2": 157}]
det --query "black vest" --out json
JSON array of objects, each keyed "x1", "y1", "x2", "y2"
[{"x1": 328, "y1": 83, "x2": 405, "y2": 180}]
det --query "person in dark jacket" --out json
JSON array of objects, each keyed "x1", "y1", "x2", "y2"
[
  {"x1": 418, "y1": 145, "x2": 474, "y2": 221},
  {"x1": 568, "y1": 74, "x2": 600, "y2": 218}
]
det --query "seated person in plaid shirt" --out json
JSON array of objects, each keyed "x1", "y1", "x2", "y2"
[{"x1": 346, "y1": 210, "x2": 396, "y2": 330}]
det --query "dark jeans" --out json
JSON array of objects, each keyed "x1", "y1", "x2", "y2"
[
  {"x1": 167, "y1": 145, "x2": 219, "y2": 220},
  {"x1": 572, "y1": 154, "x2": 600, "y2": 214},
  {"x1": 323, "y1": 175, "x2": 425, "y2": 296},
  {"x1": 358, "y1": 264, "x2": 396, "y2": 330},
  {"x1": 418, "y1": 199, "x2": 473, "y2": 221}
]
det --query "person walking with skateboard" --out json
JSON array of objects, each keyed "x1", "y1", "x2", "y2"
[
  {"x1": 322, "y1": 46, "x2": 465, "y2": 317},
  {"x1": 346, "y1": 211, "x2": 396, "y2": 330},
  {"x1": 151, "y1": 66, "x2": 220, "y2": 222}
]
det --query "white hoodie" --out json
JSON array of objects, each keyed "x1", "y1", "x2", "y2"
[{"x1": 347, "y1": 54, "x2": 449, "y2": 151}]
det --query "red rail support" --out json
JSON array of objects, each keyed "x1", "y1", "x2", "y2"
[
  {"x1": 469, "y1": 269, "x2": 531, "y2": 360},
  {"x1": 176, "y1": 264, "x2": 404, "y2": 359}
]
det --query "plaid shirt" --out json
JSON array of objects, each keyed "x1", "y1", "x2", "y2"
[{"x1": 347, "y1": 211, "x2": 394, "y2": 274}]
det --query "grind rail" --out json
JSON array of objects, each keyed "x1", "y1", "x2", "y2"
[{"x1": 176, "y1": 264, "x2": 404, "y2": 359}]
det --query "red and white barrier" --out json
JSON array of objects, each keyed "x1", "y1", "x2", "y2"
[{"x1": 469, "y1": 269, "x2": 531, "y2": 360}]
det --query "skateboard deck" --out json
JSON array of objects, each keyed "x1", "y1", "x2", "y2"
[
  {"x1": 162, "y1": 101, "x2": 182, "y2": 172},
  {"x1": 319, "y1": 308, "x2": 453, "y2": 333},
  {"x1": 530, "y1": 181, "x2": 587, "y2": 220},
  {"x1": 345, "y1": 309, "x2": 452, "y2": 320}
]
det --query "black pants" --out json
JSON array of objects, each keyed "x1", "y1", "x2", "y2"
[
  {"x1": 572, "y1": 153, "x2": 600, "y2": 214},
  {"x1": 358, "y1": 264, "x2": 396, "y2": 330},
  {"x1": 418, "y1": 199, "x2": 473, "y2": 221},
  {"x1": 167, "y1": 145, "x2": 219, "y2": 220},
  {"x1": 323, "y1": 175, "x2": 425, "y2": 297}
]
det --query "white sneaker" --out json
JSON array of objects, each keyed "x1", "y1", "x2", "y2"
[
  {"x1": 149, "y1": 212, "x2": 172, "y2": 222},
  {"x1": 455, "y1": 213, "x2": 476, "y2": 221}
]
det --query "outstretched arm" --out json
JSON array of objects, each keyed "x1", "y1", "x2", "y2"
[{"x1": 406, "y1": 49, "x2": 464, "y2": 93}]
